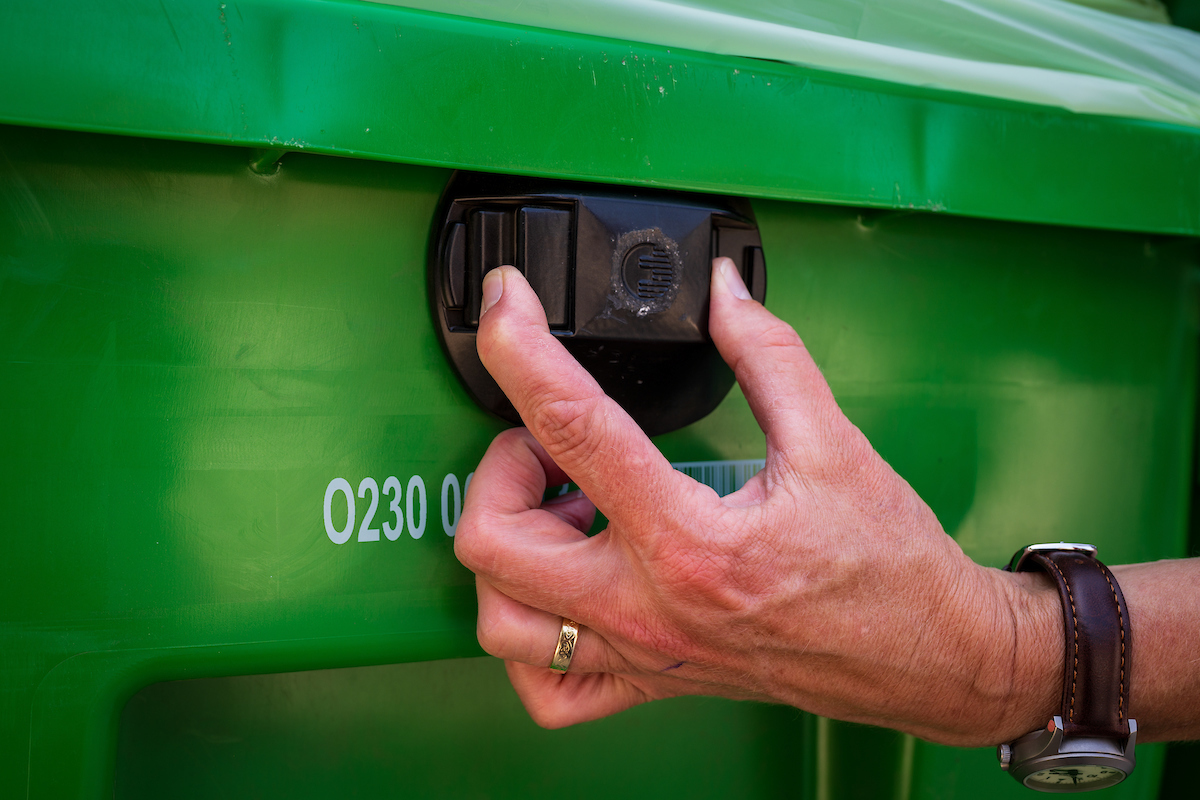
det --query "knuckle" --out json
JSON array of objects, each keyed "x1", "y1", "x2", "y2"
[
  {"x1": 733, "y1": 318, "x2": 806, "y2": 370},
  {"x1": 491, "y1": 426, "x2": 532, "y2": 451},
  {"x1": 476, "y1": 312, "x2": 522, "y2": 365},
  {"x1": 475, "y1": 592, "x2": 532, "y2": 662},
  {"x1": 475, "y1": 612, "x2": 505, "y2": 658},
  {"x1": 451, "y1": 514, "x2": 480, "y2": 564},
  {"x1": 528, "y1": 393, "x2": 606, "y2": 468},
  {"x1": 758, "y1": 318, "x2": 806, "y2": 352},
  {"x1": 453, "y1": 512, "x2": 499, "y2": 576},
  {"x1": 454, "y1": 430, "x2": 539, "y2": 576}
]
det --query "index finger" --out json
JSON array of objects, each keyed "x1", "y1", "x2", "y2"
[{"x1": 475, "y1": 266, "x2": 687, "y2": 526}]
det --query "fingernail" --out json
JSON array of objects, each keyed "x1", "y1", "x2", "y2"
[
  {"x1": 480, "y1": 269, "x2": 503, "y2": 315},
  {"x1": 718, "y1": 258, "x2": 752, "y2": 300}
]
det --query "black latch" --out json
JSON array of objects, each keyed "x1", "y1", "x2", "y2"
[{"x1": 431, "y1": 172, "x2": 767, "y2": 436}]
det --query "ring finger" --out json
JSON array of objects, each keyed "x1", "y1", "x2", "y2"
[{"x1": 475, "y1": 577, "x2": 632, "y2": 674}]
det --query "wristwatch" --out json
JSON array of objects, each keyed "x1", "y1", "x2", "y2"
[{"x1": 998, "y1": 543, "x2": 1136, "y2": 792}]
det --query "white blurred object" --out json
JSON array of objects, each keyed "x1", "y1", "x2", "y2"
[{"x1": 369, "y1": 0, "x2": 1200, "y2": 127}]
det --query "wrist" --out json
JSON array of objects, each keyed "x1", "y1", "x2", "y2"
[
  {"x1": 981, "y1": 566, "x2": 1064, "y2": 745},
  {"x1": 895, "y1": 561, "x2": 1065, "y2": 748}
]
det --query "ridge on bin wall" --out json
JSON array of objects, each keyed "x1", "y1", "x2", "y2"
[
  {"x1": 375, "y1": 0, "x2": 1200, "y2": 128},
  {"x1": 1, "y1": 0, "x2": 1199, "y2": 236}
]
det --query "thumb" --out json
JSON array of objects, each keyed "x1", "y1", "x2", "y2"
[{"x1": 707, "y1": 257, "x2": 840, "y2": 457}]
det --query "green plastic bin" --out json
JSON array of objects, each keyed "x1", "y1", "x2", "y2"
[{"x1": 2, "y1": 1, "x2": 1198, "y2": 798}]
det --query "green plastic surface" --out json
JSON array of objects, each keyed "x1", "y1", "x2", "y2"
[
  {"x1": 2, "y1": 0, "x2": 1200, "y2": 236},
  {"x1": 1, "y1": 123, "x2": 1195, "y2": 798},
  {"x1": 116, "y1": 658, "x2": 813, "y2": 799}
]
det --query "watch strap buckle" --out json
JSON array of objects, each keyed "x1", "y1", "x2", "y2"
[{"x1": 1006, "y1": 542, "x2": 1097, "y2": 573}]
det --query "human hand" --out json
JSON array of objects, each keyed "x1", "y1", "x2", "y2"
[{"x1": 454, "y1": 257, "x2": 1062, "y2": 746}]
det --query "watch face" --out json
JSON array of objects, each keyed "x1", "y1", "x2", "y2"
[{"x1": 1024, "y1": 765, "x2": 1126, "y2": 791}]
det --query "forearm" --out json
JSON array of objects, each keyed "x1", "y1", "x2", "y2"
[{"x1": 1112, "y1": 558, "x2": 1200, "y2": 742}]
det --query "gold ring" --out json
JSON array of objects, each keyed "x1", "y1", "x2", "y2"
[{"x1": 549, "y1": 618, "x2": 579, "y2": 673}]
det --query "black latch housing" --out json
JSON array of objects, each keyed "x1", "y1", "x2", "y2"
[{"x1": 430, "y1": 172, "x2": 767, "y2": 436}]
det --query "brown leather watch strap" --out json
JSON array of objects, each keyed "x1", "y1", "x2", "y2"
[{"x1": 1016, "y1": 550, "x2": 1132, "y2": 738}]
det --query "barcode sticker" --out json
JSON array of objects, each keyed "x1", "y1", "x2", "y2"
[{"x1": 670, "y1": 459, "x2": 765, "y2": 497}]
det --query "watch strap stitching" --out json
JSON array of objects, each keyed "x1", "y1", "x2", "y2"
[
  {"x1": 1042, "y1": 556, "x2": 1081, "y2": 724},
  {"x1": 1101, "y1": 566, "x2": 1127, "y2": 723}
]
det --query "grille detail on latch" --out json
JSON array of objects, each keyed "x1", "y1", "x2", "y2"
[{"x1": 626, "y1": 244, "x2": 674, "y2": 300}]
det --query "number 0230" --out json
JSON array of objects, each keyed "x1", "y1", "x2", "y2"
[{"x1": 323, "y1": 472, "x2": 472, "y2": 544}]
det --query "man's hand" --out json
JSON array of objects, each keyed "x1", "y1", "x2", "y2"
[{"x1": 454, "y1": 257, "x2": 1066, "y2": 746}]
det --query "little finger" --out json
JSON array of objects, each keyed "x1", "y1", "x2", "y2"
[
  {"x1": 505, "y1": 662, "x2": 653, "y2": 729},
  {"x1": 475, "y1": 577, "x2": 631, "y2": 674}
]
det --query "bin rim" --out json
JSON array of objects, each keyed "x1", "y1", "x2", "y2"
[{"x1": 2, "y1": 0, "x2": 1198, "y2": 236}]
